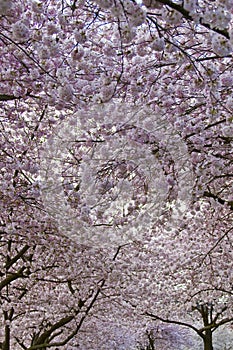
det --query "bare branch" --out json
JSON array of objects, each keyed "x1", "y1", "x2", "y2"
[
  {"x1": 155, "y1": 0, "x2": 229, "y2": 39},
  {"x1": 0, "y1": 267, "x2": 27, "y2": 291},
  {"x1": 144, "y1": 311, "x2": 205, "y2": 339},
  {"x1": 5, "y1": 245, "x2": 30, "y2": 270}
]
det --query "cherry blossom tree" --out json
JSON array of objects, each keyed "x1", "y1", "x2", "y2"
[{"x1": 0, "y1": 0, "x2": 233, "y2": 349}]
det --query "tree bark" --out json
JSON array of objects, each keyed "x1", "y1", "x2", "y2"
[
  {"x1": 203, "y1": 329, "x2": 213, "y2": 350},
  {"x1": 2, "y1": 325, "x2": 10, "y2": 350}
]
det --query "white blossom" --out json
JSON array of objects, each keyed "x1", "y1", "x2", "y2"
[{"x1": 12, "y1": 21, "x2": 30, "y2": 41}]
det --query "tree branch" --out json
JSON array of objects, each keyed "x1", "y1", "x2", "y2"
[
  {"x1": 32, "y1": 315, "x2": 75, "y2": 346},
  {"x1": 0, "y1": 267, "x2": 27, "y2": 291},
  {"x1": 0, "y1": 94, "x2": 21, "y2": 101},
  {"x1": 5, "y1": 245, "x2": 30, "y2": 270},
  {"x1": 203, "y1": 191, "x2": 233, "y2": 210},
  {"x1": 154, "y1": 0, "x2": 229, "y2": 39},
  {"x1": 27, "y1": 279, "x2": 106, "y2": 350},
  {"x1": 144, "y1": 311, "x2": 205, "y2": 339},
  {"x1": 199, "y1": 316, "x2": 233, "y2": 332}
]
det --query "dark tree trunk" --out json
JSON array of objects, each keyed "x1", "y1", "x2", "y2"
[
  {"x1": 203, "y1": 329, "x2": 213, "y2": 350},
  {"x1": 2, "y1": 325, "x2": 10, "y2": 350}
]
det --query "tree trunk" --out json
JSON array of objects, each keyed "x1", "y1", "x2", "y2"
[
  {"x1": 203, "y1": 329, "x2": 213, "y2": 350},
  {"x1": 2, "y1": 325, "x2": 10, "y2": 350}
]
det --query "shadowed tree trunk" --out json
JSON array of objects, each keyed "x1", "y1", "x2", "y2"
[
  {"x1": 2, "y1": 309, "x2": 14, "y2": 350},
  {"x1": 203, "y1": 329, "x2": 213, "y2": 350},
  {"x1": 202, "y1": 304, "x2": 214, "y2": 350},
  {"x1": 2, "y1": 324, "x2": 10, "y2": 350}
]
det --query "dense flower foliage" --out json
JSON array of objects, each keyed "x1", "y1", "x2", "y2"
[{"x1": 0, "y1": 0, "x2": 233, "y2": 349}]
